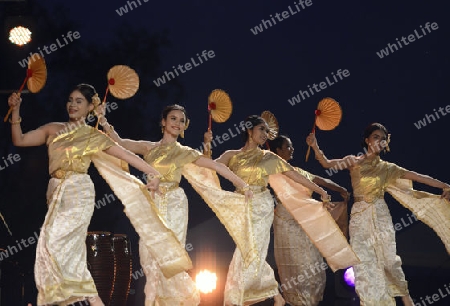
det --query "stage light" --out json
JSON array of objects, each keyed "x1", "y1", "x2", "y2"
[
  {"x1": 343, "y1": 266, "x2": 355, "y2": 287},
  {"x1": 8, "y1": 25, "x2": 31, "y2": 46},
  {"x1": 195, "y1": 269, "x2": 217, "y2": 294}
]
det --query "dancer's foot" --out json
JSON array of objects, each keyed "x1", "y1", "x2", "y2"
[
  {"x1": 401, "y1": 295, "x2": 414, "y2": 306},
  {"x1": 88, "y1": 296, "x2": 105, "y2": 306},
  {"x1": 274, "y1": 293, "x2": 285, "y2": 306}
]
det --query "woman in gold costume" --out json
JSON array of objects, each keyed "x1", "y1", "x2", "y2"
[
  {"x1": 307, "y1": 122, "x2": 450, "y2": 306},
  {"x1": 99, "y1": 104, "x2": 253, "y2": 306},
  {"x1": 7, "y1": 84, "x2": 172, "y2": 306},
  {"x1": 268, "y1": 135, "x2": 350, "y2": 306},
  {"x1": 203, "y1": 115, "x2": 360, "y2": 306}
]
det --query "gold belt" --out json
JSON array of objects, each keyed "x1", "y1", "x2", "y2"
[
  {"x1": 354, "y1": 194, "x2": 383, "y2": 203},
  {"x1": 50, "y1": 169, "x2": 86, "y2": 179},
  {"x1": 236, "y1": 185, "x2": 266, "y2": 195},
  {"x1": 159, "y1": 182, "x2": 180, "y2": 194}
]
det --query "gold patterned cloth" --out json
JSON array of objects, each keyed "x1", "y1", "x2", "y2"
[
  {"x1": 137, "y1": 186, "x2": 200, "y2": 306},
  {"x1": 347, "y1": 156, "x2": 450, "y2": 305},
  {"x1": 222, "y1": 148, "x2": 314, "y2": 305},
  {"x1": 348, "y1": 156, "x2": 408, "y2": 305},
  {"x1": 386, "y1": 179, "x2": 450, "y2": 254},
  {"x1": 139, "y1": 142, "x2": 257, "y2": 305},
  {"x1": 227, "y1": 147, "x2": 294, "y2": 187},
  {"x1": 273, "y1": 167, "x2": 324, "y2": 306},
  {"x1": 37, "y1": 173, "x2": 99, "y2": 306},
  {"x1": 268, "y1": 173, "x2": 359, "y2": 272},
  {"x1": 92, "y1": 152, "x2": 193, "y2": 279},
  {"x1": 143, "y1": 141, "x2": 201, "y2": 184},
  {"x1": 36, "y1": 125, "x2": 192, "y2": 306},
  {"x1": 274, "y1": 203, "x2": 326, "y2": 306},
  {"x1": 36, "y1": 125, "x2": 114, "y2": 306},
  {"x1": 224, "y1": 189, "x2": 280, "y2": 305},
  {"x1": 350, "y1": 156, "x2": 406, "y2": 204}
]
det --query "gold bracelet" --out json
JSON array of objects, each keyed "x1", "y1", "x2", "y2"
[
  {"x1": 315, "y1": 149, "x2": 326, "y2": 162},
  {"x1": 443, "y1": 187, "x2": 450, "y2": 193},
  {"x1": 9, "y1": 117, "x2": 22, "y2": 125},
  {"x1": 241, "y1": 184, "x2": 250, "y2": 192},
  {"x1": 98, "y1": 117, "x2": 107, "y2": 126},
  {"x1": 105, "y1": 125, "x2": 114, "y2": 136},
  {"x1": 321, "y1": 195, "x2": 331, "y2": 203},
  {"x1": 146, "y1": 173, "x2": 162, "y2": 181}
]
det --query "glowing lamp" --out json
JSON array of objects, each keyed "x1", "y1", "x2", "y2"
[
  {"x1": 9, "y1": 26, "x2": 32, "y2": 46},
  {"x1": 195, "y1": 269, "x2": 217, "y2": 294}
]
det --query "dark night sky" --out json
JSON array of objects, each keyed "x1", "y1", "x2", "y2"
[{"x1": 0, "y1": 0, "x2": 449, "y2": 304}]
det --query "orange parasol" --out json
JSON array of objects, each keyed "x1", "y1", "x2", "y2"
[
  {"x1": 103, "y1": 65, "x2": 139, "y2": 103},
  {"x1": 95, "y1": 65, "x2": 139, "y2": 129},
  {"x1": 261, "y1": 110, "x2": 279, "y2": 138},
  {"x1": 208, "y1": 89, "x2": 232, "y2": 129},
  {"x1": 305, "y1": 97, "x2": 342, "y2": 161},
  {"x1": 4, "y1": 54, "x2": 47, "y2": 122},
  {"x1": 205, "y1": 89, "x2": 232, "y2": 156}
]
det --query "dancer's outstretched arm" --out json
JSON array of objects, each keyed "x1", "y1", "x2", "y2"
[{"x1": 306, "y1": 133, "x2": 357, "y2": 170}]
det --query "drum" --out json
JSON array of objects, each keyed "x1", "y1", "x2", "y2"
[
  {"x1": 86, "y1": 231, "x2": 115, "y2": 305},
  {"x1": 110, "y1": 234, "x2": 133, "y2": 306}
]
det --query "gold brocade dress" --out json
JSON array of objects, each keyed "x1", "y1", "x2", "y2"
[
  {"x1": 273, "y1": 168, "x2": 326, "y2": 306},
  {"x1": 36, "y1": 125, "x2": 194, "y2": 306},
  {"x1": 140, "y1": 141, "x2": 202, "y2": 306},
  {"x1": 349, "y1": 156, "x2": 408, "y2": 305},
  {"x1": 35, "y1": 124, "x2": 115, "y2": 306},
  {"x1": 224, "y1": 147, "x2": 294, "y2": 305}
]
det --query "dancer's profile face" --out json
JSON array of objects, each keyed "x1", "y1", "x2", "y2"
[
  {"x1": 365, "y1": 129, "x2": 387, "y2": 154},
  {"x1": 162, "y1": 110, "x2": 186, "y2": 137},
  {"x1": 249, "y1": 122, "x2": 269, "y2": 146},
  {"x1": 277, "y1": 138, "x2": 294, "y2": 161},
  {"x1": 66, "y1": 90, "x2": 93, "y2": 121}
]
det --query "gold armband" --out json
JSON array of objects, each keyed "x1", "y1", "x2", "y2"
[
  {"x1": 105, "y1": 125, "x2": 114, "y2": 136},
  {"x1": 321, "y1": 195, "x2": 331, "y2": 203},
  {"x1": 9, "y1": 117, "x2": 22, "y2": 125},
  {"x1": 314, "y1": 149, "x2": 326, "y2": 162},
  {"x1": 146, "y1": 173, "x2": 163, "y2": 181},
  {"x1": 98, "y1": 117, "x2": 108, "y2": 126}
]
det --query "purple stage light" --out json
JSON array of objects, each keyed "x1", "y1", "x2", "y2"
[{"x1": 343, "y1": 267, "x2": 355, "y2": 287}]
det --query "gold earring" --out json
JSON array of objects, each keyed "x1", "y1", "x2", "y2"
[
  {"x1": 161, "y1": 126, "x2": 165, "y2": 134},
  {"x1": 180, "y1": 128, "x2": 185, "y2": 138}
]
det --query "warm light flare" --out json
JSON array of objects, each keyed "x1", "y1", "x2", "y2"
[
  {"x1": 9, "y1": 26, "x2": 32, "y2": 46},
  {"x1": 195, "y1": 269, "x2": 217, "y2": 294}
]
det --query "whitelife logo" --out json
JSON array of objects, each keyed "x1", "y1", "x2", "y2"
[
  {"x1": 18, "y1": 31, "x2": 81, "y2": 68},
  {"x1": 376, "y1": 22, "x2": 438, "y2": 59},
  {"x1": 152, "y1": 50, "x2": 215, "y2": 87}
]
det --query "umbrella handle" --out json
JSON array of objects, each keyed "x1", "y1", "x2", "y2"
[
  {"x1": 204, "y1": 119, "x2": 212, "y2": 157},
  {"x1": 204, "y1": 111, "x2": 213, "y2": 157},
  {"x1": 4, "y1": 78, "x2": 27, "y2": 122},
  {"x1": 208, "y1": 111, "x2": 212, "y2": 130},
  {"x1": 102, "y1": 86, "x2": 109, "y2": 104},
  {"x1": 305, "y1": 145, "x2": 312, "y2": 162},
  {"x1": 305, "y1": 115, "x2": 318, "y2": 162},
  {"x1": 95, "y1": 87, "x2": 110, "y2": 129},
  {"x1": 4, "y1": 107, "x2": 13, "y2": 122}
]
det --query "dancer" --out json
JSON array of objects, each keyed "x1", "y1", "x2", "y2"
[
  {"x1": 99, "y1": 104, "x2": 253, "y2": 305},
  {"x1": 268, "y1": 135, "x2": 349, "y2": 306},
  {"x1": 203, "y1": 114, "x2": 351, "y2": 306},
  {"x1": 307, "y1": 122, "x2": 450, "y2": 306},
  {"x1": 7, "y1": 84, "x2": 171, "y2": 306}
]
